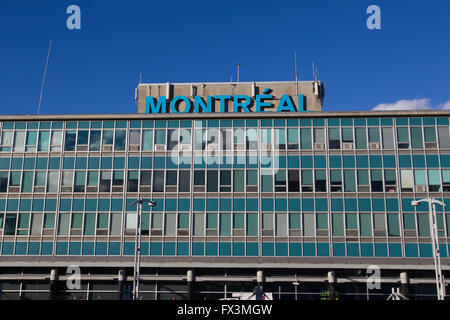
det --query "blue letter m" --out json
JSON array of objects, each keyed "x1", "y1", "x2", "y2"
[{"x1": 145, "y1": 96, "x2": 167, "y2": 113}]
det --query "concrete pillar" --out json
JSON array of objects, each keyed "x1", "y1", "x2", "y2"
[
  {"x1": 187, "y1": 269, "x2": 195, "y2": 300},
  {"x1": 400, "y1": 272, "x2": 409, "y2": 299},
  {"x1": 256, "y1": 270, "x2": 265, "y2": 300},
  {"x1": 118, "y1": 269, "x2": 126, "y2": 300},
  {"x1": 327, "y1": 271, "x2": 336, "y2": 300},
  {"x1": 49, "y1": 269, "x2": 58, "y2": 300}
]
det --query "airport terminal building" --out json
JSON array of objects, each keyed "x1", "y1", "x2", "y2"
[{"x1": 0, "y1": 81, "x2": 449, "y2": 300}]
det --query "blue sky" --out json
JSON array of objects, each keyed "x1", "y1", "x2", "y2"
[{"x1": 0, "y1": 0, "x2": 449, "y2": 115}]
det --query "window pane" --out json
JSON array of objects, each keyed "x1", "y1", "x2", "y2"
[
  {"x1": 13, "y1": 131, "x2": 26, "y2": 152},
  {"x1": 142, "y1": 130, "x2": 153, "y2": 150},
  {"x1": 382, "y1": 127, "x2": 394, "y2": 149},
  {"x1": 300, "y1": 128, "x2": 312, "y2": 149},
  {"x1": 355, "y1": 128, "x2": 367, "y2": 149},
  {"x1": 438, "y1": 126, "x2": 450, "y2": 148},
  {"x1": 233, "y1": 170, "x2": 244, "y2": 192},
  {"x1": 276, "y1": 214, "x2": 287, "y2": 236},
  {"x1": 410, "y1": 127, "x2": 423, "y2": 148}
]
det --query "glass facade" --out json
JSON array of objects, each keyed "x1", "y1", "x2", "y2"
[{"x1": 0, "y1": 116, "x2": 450, "y2": 259}]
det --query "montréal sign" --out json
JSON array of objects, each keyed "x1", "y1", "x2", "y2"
[{"x1": 145, "y1": 88, "x2": 305, "y2": 114}]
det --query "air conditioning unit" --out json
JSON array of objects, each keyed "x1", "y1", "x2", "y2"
[
  {"x1": 425, "y1": 142, "x2": 437, "y2": 149},
  {"x1": 369, "y1": 142, "x2": 381, "y2": 149},
  {"x1": 102, "y1": 145, "x2": 113, "y2": 152},
  {"x1": 180, "y1": 144, "x2": 192, "y2": 151},
  {"x1": 61, "y1": 186, "x2": 72, "y2": 193},
  {"x1": 314, "y1": 143, "x2": 325, "y2": 150},
  {"x1": 234, "y1": 143, "x2": 245, "y2": 151},
  {"x1": 343, "y1": 143, "x2": 354, "y2": 150},
  {"x1": 155, "y1": 144, "x2": 166, "y2": 151},
  {"x1": 415, "y1": 185, "x2": 427, "y2": 192},
  {"x1": 34, "y1": 186, "x2": 45, "y2": 193},
  {"x1": 8, "y1": 186, "x2": 20, "y2": 193},
  {"x1": 77, "y1": 146, "x2": 88, "y2": 151},
  {"x1": 128, "y1": 145, "x2": 140, "y2": 151},
  {"x1": 262, "y1": 143, "x2": 272, "y2": 151},
  {"x1": 86, "y1": 187, "x2": 98, "y2": 193}
]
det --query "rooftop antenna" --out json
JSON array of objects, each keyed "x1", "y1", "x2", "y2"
[
  {"x1": 235, "y1": 64, "x2": 242, "y2": 82},
  {"x1": 38, "y1": 40, "x2": 52, "y2": 115},
  {"x1": 139, "y1": 72, "x2": 142, "y2": 84},
  {"x1": 294, "y1": 52, "x2": 299, "y2": 95}
]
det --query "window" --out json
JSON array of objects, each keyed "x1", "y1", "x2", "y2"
[
  {"x1": 397, "y1": 127, "x2": 409, "y2": 149},
  {"x1": 382, "y1": 127, "x2": 394, "y2": 149},
  {"x1": 64, "y1": 131, "x2": 76, "y2": 151},
  {"x1": 102, "y1": 130, "x2": 114, "y2": 146},
  {"x1": 50, "y1": 130, "x2": 62, "y2": 151},
  {"x1": 344, "y1": 170, "x2": 356, "y2": 192},
  {"x1": 288, "y1": 170, "x2": 300, "y2": 192},
  {"x1": 74, "y1": 171, "x2": 86, "y2": 192},
  {"x1": 129, "y1": 130, "x2": 141, "y2": 145},
  {"x1": 315, "y1": 170, "x2": 327, "y2": 192},
  {"x1": 21, "y1": 171, "x2": 33, "y2": 192},
  {"x1": 0, "y1": 172, "x2": 8, "y2": 192},
  {"x1": 328, "y1": 128, "x2": 340, "y2": 149},
  {"x1": 303, "y1": 213, "x2": 314, "y2": 236},
  {"x1": 262, "y1": 213, "x2": 273, "y2": 235},
  {"x1": 410, "y1": 127, "x2": 423, "y2": 149},
  {"x1": 127, "y1": 171, "x2": 139, "y2": 192},
  {"x1": 195, "y1": 129, "x2": 206, "y2": 150},
  {"x1": 47, "y1": 171, "x2": 59, "y2": 192},
  {"x1": 167, "y1": 129, "x2": 179, "y2": 150},
  {"x1": 428, "y1": 169, "x2": 441, "y2": 192},
  {"x1": 313, "y1": 128, "x2": 325, "y2": 144},
  {"x1": 261, "y1": 171, "x2": 273, "y2": 192},
  {"x1": 301, "y1": 170, "x2": 313, "y2": 192},
  {"x1": 89, "y1": 130, "x2": 101, "y2": 151},
  {"x1": 276, "y1": 213, "x2": 287, "y2": 236},
  {"x1": 287, "y1": 128, "x2": 299, "y2": 149},
  {"x1": 221, "y1": 129, "x2": 232, "y2": 150},
  {"x1": 384, "y1": 170, "x2": 397, "y2": 192},
  {"x1": 153, "y1": 171, "x2": 164, "y2": 192},
  {"x1": 220, "y1": 170, "x2": 231, "y2": 192},
  {"x1": 87, "y1": 171, "x2": 99, "y2": 188},
  {"x1": 0, "y1": 131, "x2": 13, "y2": 151},
  {"x1": 274, "y1": 170, "x2": 286, "y2": 192},
  {"x1": 355, "y1": 127, "x2": 367, "y2": 149},
  {"x1": 207, "y1": 170, "x2": 218, "y2": 192},
  {"x1": 179, "y1": 171, "x2": 190, "y2": 192},
  {"x1": 370, "y1": 170, "x2": 383, "y2": 192},
  {"x1": 342, "y1": 128, "x2": 353, "y2": 143},
  {"x1": 99, "y1": 171, "x2": 111, "y2": 192},
  {"x1": 373, "y1": 213, "x2": 386, "y2": 235},
  {"x1": 13, "y1": 131, "x2": 26, "y2": 152},
  {"x1": 400, "y1": 170, "x2": 413, "y2": 192},
  {"x1": 112, "y1": 171, "x2": 124, "y2": 186},
  {"x1": 142, "y1": 130, "x2": 153, "y2": 150},
  {"x1": 114, "y1": 130, "x2": 126, "y2": 150},
  {"x1": 194, "y1": 170, "x2": 205, "y2": 186},
  {"x1": 301, "y1": 128, "x2": 312, "y2": 149},
  {"x1": 438, "y1": 126, "x2": 450, "y2": 148},
  {"x1": 246, "y1": 128, "x2": 258, "y2": 150},
  {"x1": 330, "y1": 170, "x2": 342, "y2": 192},
  {"x1": 443, "y1": 170, "x2": 450, "y2": 192},
  {"x1": 368, "y1": 128, "x2": 380, "y2": 143},
  {"x1": 274, "y1": 128, "x2": 286, "y2": 149},
  {"x1": 357, "y1": 170, "x2": 370, "y2": 192},
  {"x1": 25, "y1": 131, "x2": 37, "y2": 152},
  {"x1": 233, "y1": 170, "x2": 244, "y2": 192}
]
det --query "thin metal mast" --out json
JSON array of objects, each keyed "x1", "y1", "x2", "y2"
[{"x1": 38, "y1": 40, "x2": 52, "y2": 115}]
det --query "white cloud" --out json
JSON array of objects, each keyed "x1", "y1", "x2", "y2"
[
  {"x1": 372, "y1": 98, "x2": 432, "y2": 111},
  {"x1": 437, "y1": 100, "x2": 450, "y2": 110}
]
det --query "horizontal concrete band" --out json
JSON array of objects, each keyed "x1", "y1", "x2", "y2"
[
  {"x1": 1, "y1": 110, "x2": 450, "y2": 121},
  {"x1": 0, "y1": 256, "x2": 448, "y2": 270}
]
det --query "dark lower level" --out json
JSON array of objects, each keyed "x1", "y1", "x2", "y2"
[{"x1": 0, "y1": 265, "x2": 448, "y2": 300}]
